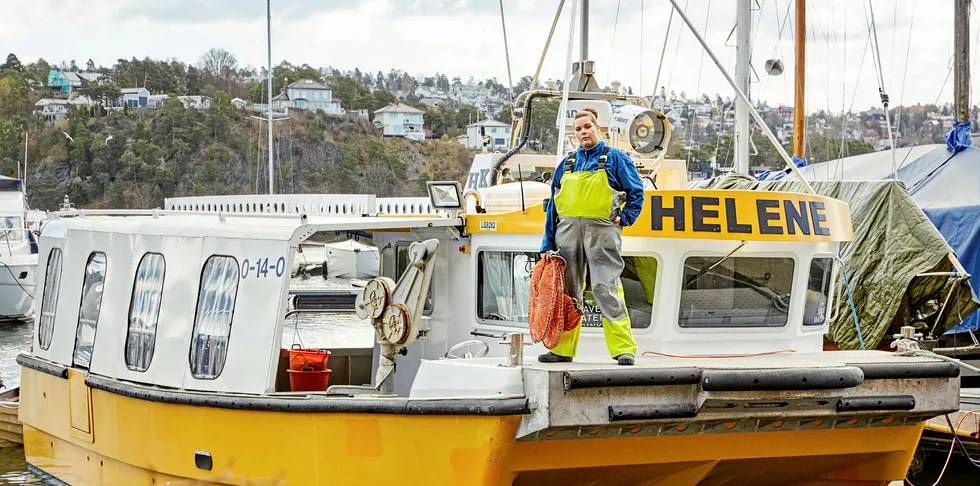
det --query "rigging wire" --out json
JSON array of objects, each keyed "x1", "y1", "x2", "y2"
[
  {"x1": 685, "y1": 0, "x2": 713, "y2": 167},
  {"x1": 897, "y1": 58, "x2": 953, "y2": 170},
  {"x1": 664, "y1": 0, "x2": 692, "y2": 102},
  {"x1": 834, "y1": 0, "x2": 849, "y2": 180},
  {"x1": 604, "y1": 0, "x2": 622, "y2": 88},
  {"x1": 893, "y1": 1, "x2": 916, "y2": 139},
  {"x1": 863, "y1": 0, "x2": 899, "y2": 179},
  {"x1": 498, "y1": 0, "x2": 515, "y2": 108},
  {"x1": 652, "y1": 5, "x2": 675, "y2": 101}
]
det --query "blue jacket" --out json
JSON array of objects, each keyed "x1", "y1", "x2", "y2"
[{"x1": 540, "y1": 141, "x2": 645, "y2": 252}]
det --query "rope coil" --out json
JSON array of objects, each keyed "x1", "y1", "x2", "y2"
[{"x1": 529, "y1": 252, "x2": 581, "y2": 349}]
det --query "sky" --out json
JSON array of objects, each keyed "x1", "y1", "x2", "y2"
[{"x1": 0, "y1": 0, "x2": 968, "y2": 113}]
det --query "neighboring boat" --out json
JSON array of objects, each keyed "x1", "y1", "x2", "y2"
[
  {"x1": 0, "y1": 175, "x2": 37, "y2": 321},
  {"x1": 0, "y1": 387, "x2": 22, "y2": 448},
  {"x1": 292, "y1": 240, "x2": 380, "y2": 279}
]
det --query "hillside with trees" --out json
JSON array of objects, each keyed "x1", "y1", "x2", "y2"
[
  {"x1": 0, "y1": 48, "x2": 951, "y2": 210},
  {"x1": 0, "y1": 51, "x2": 497, "y2": 210}
]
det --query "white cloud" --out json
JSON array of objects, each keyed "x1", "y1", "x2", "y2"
[{"x1": 0, "y1": 0, "x2": 964, "y2": 112}]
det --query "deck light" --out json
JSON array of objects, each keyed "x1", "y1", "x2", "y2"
[{"x1": 426, "y1": 181, "x2": 463, "y2": 210}]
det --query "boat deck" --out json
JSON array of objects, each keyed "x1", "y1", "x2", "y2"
[
  {"x1": 523, "y1": 350, "x2": 953, "y2": 371},
  {"x1": 516, "y1": 350, "x2": 962, "y2": 440}
]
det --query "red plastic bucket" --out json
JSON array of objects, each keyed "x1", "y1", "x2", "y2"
[
  {"x1": 288, "y1": 345, "x2": 330, "y2": 371},
  {"x1": 287, "y1": 368, "x2": 332, "y2": 392}
]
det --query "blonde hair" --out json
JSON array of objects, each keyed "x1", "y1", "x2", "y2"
[{"x1": 573, "y1": 108, "x2": 599, "y2": 124}]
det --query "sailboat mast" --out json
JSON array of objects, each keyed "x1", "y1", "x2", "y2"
[
  {"x1": 954, "y1": 0, "x2": 970, "y2": 123},
  {"x1": 734, "y1": 0, "x2": 751, "y2": 174},
  {"x1": 793, "y1": 0, "x2": 805, "y2": 157},
  {"x1": 267, "y1": 0, "x2": 275, "y2": 195},
  {"x1": 580, "y1": 0, "x2": 589, "y2": 62}
]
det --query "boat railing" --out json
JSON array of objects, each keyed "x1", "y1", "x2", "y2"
[{"x1": 53, "y1": 208, "x2": 309, "y2": 223}]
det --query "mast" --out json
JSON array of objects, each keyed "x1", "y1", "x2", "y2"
[
  {"x1": 734, "y1": 0, "x2": 751, "y2": 174},
  {"x1": 569, "y1": 0, "x2": 599, "y2": 92},
  {"x1": 955, "y1": 0, "x2": 970, "y2": 123},
  {"x1": 793, "y1": 0, "x2": 805, "y2": 157},
  {"x1": 267, "y1": 0, "x2": 275, "y2": 195},
  {"x1": 580, "y1": 0, "x2": 589, "y2": 62}
]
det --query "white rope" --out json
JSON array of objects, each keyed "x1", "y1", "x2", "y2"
[{"x1": 894, "y1": 348, "x2": 980, "y2": 376}]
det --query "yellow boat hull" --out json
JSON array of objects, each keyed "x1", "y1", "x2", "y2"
[{"x1": 19, "y1": 366, "x2": 926, "y2": 485}]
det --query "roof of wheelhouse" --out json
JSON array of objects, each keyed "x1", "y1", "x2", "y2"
[{"x1": 41, "y1": 213, "x2": 463, "y2": 242}]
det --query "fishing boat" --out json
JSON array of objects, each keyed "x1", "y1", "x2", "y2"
[
  {"x1": 0, "y1": 175, "x2": 37, "y2": 321},
  {"x1": 14, "y1": 1, "x2": 964, "y2": 484},
  {"x1": 15, "y1": 145, "x2": 964, "y2": 485}
]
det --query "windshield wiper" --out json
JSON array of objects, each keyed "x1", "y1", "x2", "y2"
[{"x1": 684, "y1": 240, "x2": 747, "y2": 289}]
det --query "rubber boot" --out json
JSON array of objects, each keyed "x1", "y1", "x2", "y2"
[{"x1": 538, "y1": 352, "x2": 573, "y2": 363}]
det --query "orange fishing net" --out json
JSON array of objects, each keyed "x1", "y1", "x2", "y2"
[{"x1": 528, "y1": 253, "x2": 583, "y2": 349}]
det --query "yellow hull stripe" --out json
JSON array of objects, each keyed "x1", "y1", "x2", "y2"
[{"x1": 21, "y1": 367, "x2": 920, "y2": 485}]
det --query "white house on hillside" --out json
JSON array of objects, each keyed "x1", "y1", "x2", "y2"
[
  {"x1": 463, "y1": 119, "x2": 512, "y2": 150},
  {"x1": 374, "y1": 102, "x2": 425, "y2": 141},
  {"x1": 272, "y1": 79, "x2": 342, "y2": 115},
  {"x1": 34, "y1": 97, "x2": 95, "y2": 124}
]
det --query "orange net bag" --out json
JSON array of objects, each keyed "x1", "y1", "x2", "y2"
[{"x1": 528, "y1": 253, "x2": 583, "y2": 349}]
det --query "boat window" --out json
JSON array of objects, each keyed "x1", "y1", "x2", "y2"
[
  {"x1": 477, "y1": 251, "x2": 539, "y2": 325},
  {"x1": 189, "y1": 255, "x2": 240, "y2": 379},
  {"x1": 476, "y1": 252, "x2": 657, "y2": 329},
  {"x1": 125, "y1": 253, "x2": 166, "y2": 372},
  {"x1": 1, "y1": 216, "x2": 24, "y2": 241},
  {"x1": 394, "y1": 243, "x2": 433, "y2": 315},
  {"x1": 38, "y1": 248, "x2": 64, "y2": 350},
  {"x1": 73, "y1": 252, "x2": 108, "y2": 369},
  {"x1": 803, "y1": 257, "x2": 834, "y2": 326},
  {"x1": 579, "y1": 256, "x2": 657, "y2": 329},
  {"x1": 679, "y1": 256, "x2": 795, "y2": 328}
]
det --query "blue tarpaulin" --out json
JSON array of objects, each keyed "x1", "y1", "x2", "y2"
[
  {"x1": 799, "y1": 142, "x2": 980, "y2": 332},
  {"x1": 946, "y1": 121, "x2": 973, "y2": 153},
  {"x1": 757, "y1": 155, "x2": 807, "y2": 181}
]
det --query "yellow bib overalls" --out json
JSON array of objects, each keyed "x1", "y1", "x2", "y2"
[{"x1": 551, "y1": 147, "x2": 637, "y2": 358}]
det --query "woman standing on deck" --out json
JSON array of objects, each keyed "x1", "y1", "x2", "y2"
[{"x1": 538, "y1": 108, "x2": 645, "y2": 366}]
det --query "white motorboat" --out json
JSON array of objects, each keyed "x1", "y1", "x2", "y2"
[{"x1": 0, "y1": 176, "x2": 36, "y2": 320}]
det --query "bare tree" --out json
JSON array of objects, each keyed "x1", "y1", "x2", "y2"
[{"x1": 199, "y1": 48, "x2": 239, "y2": 90}]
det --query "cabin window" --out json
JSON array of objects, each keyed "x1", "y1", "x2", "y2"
[
  {"x1": 803, "y1": 257, "x2": 834, "y2": 326},
  {"x1": 189, "y1": 256, "x2": 240, "y2": 379},
  {"x1": 73, "y1": 252, "x2": 108, "y2": 368},
  {"x1": 0, "y1": 216, "x2": 24, "y2": 241},
  {"x1": 477, "y1": 251, "x2": 539, "y2": 325},
  {"x1": 125, "y1": 253, "x2": 166, "y2": 372},
  {"x1": 595, "y1": 256, "x2": 656, "y2": 329},
  {"x1": 476, "y1": 252, "x2": 656, "y2": 329},
  {"x1": 392, "y1": 243, "x2": 433, "y2": 315},
  {"x1": 679, "y1": 256, "x2": 795, "y2": 328},
  {"x1": 38, "y1": 248, "x2": 64, "y2": 350}
]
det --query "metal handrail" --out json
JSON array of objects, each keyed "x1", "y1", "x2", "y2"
[{"x1": 55, "y1": 209, "x2": 308, "y2": 223}]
